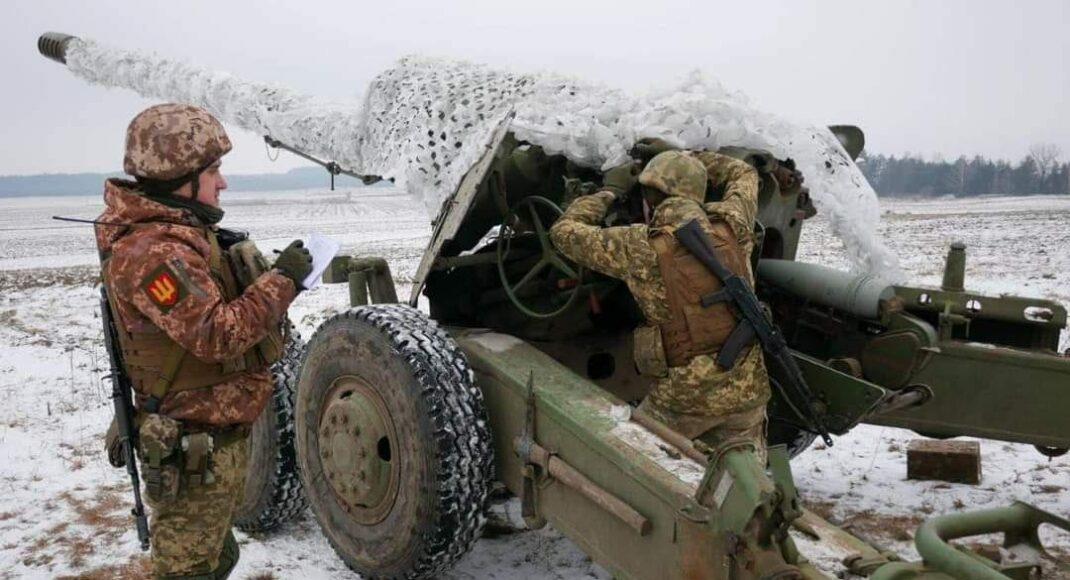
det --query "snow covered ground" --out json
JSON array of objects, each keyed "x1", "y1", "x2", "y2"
[{"x1": 0, "y1": 188, "x2": 1066, "y2": 578}]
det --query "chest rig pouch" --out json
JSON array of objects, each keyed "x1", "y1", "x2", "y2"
[
  {"x1": 212, "y1": 234, "x2": 288, "y2": 368},
  {"x1": 137, "y1": 413, "x2": 225, "y2": 501},
  {"x1": 103, "y1": 228, "x2": 286, "y2": 412},
  {"x1": 638, "y1": 218, "x2": 751, "y2": 371}
]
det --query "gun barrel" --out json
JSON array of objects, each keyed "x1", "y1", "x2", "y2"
[
  {"x1": 35, "y1": 31, "x2": 370, "y2": 182},
  {"x1": 38, "y1": 32, "x2": 77, "y2": 65},
  {"x1": 757, "y1": 259, "x2": 894, "y2": 319}
]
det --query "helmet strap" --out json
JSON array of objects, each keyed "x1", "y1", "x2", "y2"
[{"x1": 136, "y1": 163, "x2": 224, "y2": 225}]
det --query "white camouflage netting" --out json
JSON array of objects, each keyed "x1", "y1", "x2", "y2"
[{"x1": 66, "y1": 37, "x2": 902, "y2": 278}]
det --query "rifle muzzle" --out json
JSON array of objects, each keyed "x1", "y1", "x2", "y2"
[{"x1": 38, "y1": 32, "x2": 78, "y2": 65}]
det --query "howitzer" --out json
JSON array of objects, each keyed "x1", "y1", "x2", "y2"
[
  {"x1": 674, "y1": 218, "x2": 834, "y2": 447},
  {"x1": 100, "y1": 286, "x2": 150, "y2": 551},
  {"x1": 41, "y1": 31, "x2": 1070, "y2": 579}
]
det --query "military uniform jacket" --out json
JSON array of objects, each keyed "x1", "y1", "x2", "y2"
[
  {"x1": 549, "y1": 152, "x2": 771, "y2": 419},
  {"x1": 95, "y1": 179, "x2": 296, "y2": 426}
]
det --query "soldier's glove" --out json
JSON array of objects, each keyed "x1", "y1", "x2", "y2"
[
  {"x1": 601, "y1": 162, "x2": 640, "y2": 201},
  {"x1": 274, "y1": 240, "x2": 313, "y2": 291},
  {"x1": 630, "y1": 137, "x2": 679, "y2": 161}
]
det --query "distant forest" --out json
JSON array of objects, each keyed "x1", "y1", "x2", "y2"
[
  {"x1": 3, "y1": 144, "x2": 1067, "y2": 198},
  {"x1": 857, "y1": 144, "x2": 1069, "y2": 197},
  {"x1": 0, "y1": 166, "x2": 365, "y2": 198}
]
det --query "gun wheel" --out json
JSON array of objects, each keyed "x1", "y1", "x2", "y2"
[
  {"x1": 296, "y1": 304, "x2": 492, "y2": 579},
  {"x1": 235, "y1": 329, "x2": 309, "y2": 532}
]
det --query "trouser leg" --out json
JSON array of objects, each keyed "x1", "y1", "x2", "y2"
[
  {"x1": 637, "y1": 397, "x2": 767, "y2": 465},
  {"x1": 694, "y1": 407, "x2": 767, "y2": 467},
  {"x1": 146, "y1": 437, "x2": 249, "y2": 579}
]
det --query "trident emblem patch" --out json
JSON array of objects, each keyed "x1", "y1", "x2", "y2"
[{"x1": 141, "y1": 264, "x2": 187, "y2": 313}]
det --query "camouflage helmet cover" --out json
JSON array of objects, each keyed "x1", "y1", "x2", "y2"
[
  {"x1": 123, "y1": 103, "x2": 232, "y2": 180},
  {"x1": 638, "y1": 151, "x2": 708, "y2": 201}
]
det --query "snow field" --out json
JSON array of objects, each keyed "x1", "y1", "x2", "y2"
[{"x1": 0, "y1": 189, "x2": 1066, "y2": 578}]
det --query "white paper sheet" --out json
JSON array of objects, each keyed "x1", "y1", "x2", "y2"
[{"x1": 302, "y1": 232, "x2": 340, "y2": 290}]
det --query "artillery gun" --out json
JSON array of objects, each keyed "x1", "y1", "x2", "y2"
[{"x1": 39, "y1": 32, "x2": 1070, "y2": 580}]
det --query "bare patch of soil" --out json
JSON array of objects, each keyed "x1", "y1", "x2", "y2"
[
  {"x1": 19, "y1": 486, "x2": 132, "y2": 574},
  {"x1": 55, "y1": 555, "x2": 152, "y2": 580},
  {"x1": 0, "y1": 267, "x2": 99, "y2": 293}
]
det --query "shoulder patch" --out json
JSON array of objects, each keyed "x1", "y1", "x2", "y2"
[
  {"x1": 167, "y1": 257, "x2": 207, "y2": 298},
  {"x1": 141, "y1": 263, "x2": 188, "y2": 313}
]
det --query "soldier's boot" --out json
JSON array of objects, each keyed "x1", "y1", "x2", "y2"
[
  {"x1": 212, "y1": 530, "x2": 239, "y2": 579},
  {"x1": 155, "y1": 531, "x2": 239, "y2": 580}
]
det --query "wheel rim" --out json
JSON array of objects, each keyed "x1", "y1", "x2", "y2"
[
  {"x1": 318, "y1": 376, "x2": 399, "y2": 524},
  {"x1": 496, "y1": 195, "x2": 585, "y2": 319}
]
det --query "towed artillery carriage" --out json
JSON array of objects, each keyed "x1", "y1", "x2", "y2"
[
  {"x1": 309, "y1": 121, "x2": 1070, "y2": 579},
  {"x1": 38, "y1": 31, "x2": 1070, "y2": 580}
]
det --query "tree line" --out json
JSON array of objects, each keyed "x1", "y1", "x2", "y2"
[{"x1": 857, "y1": 144, "x2": 1068, "y2": 197}]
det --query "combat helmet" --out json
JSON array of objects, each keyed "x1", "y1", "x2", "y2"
[
  {"x1": 638, "y1": 151, "x2": 708, "y2": 202},
  {"x1": 123, "y1": 103, "x2": 232, "y2": 181}
]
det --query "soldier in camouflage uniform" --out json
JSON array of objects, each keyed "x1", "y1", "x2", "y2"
[
  {"x1": 549, "y1": 148, "x2": 771, "y2": 461},
  {"x1": 96, "y1": 104, "x2": 313, "y2": 579}
]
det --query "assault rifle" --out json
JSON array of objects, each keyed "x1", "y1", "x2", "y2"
[
  {"x1": 100, "y1": 286, "x2": 151, "y2": 550},
  {"x1": 674, "y1": 219, "x2": 834, "y2": 447}
]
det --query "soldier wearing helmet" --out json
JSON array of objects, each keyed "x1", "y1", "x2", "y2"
[
  {"x1": 96, "y1": 104, "x2": 313, "y2": 579},
  {"x1": 549, "y1": 146, "x2": 771, "y2": 462}
]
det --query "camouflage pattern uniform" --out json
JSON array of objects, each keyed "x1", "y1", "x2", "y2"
[
  {"x1": 96, "y1": 181, "x2": 295, "y2": 426},
  {"x1": 97, "y1": 104, "x2": 296, "y2": 578},
  {"x1": 550, "y1": 151, "x2": 771, "y2": 457}
]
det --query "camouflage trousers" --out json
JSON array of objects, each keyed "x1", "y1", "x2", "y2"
[
  {"x1": 144, "y1": 435, "x2": 249, "y2": 579},
  {"x1": 638, "y1": 399, "x2": 768, "y2": 466},
  {"x1": 642, "y1": 345, "x2": 771, "y2": 430}
]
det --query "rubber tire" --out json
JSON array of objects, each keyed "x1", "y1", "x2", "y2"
[
  {"x1": 234, "y1": 331, "x2": 309, "y2": 532},
  {"x1": 296, "y1": 304, "x2": 492, "y2": 580}
]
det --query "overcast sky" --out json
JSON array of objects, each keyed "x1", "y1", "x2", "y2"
[{"x1": 2, "y1": 0, "x2": 1067, "y2": 176}]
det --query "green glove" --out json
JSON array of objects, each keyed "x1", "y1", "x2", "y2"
[
  {"x1": 630, "y1": 137, "x2": 679, "y2": 161},
  {"x1": 274, "y1": 240, "x2": 313, "y2": 290},
  {"x1": 601, "y1": 162, "x2": 640, "y2": 200}
]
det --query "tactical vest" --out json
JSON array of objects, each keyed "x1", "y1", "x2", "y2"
[
  {"x1": 649, "y1": 219, "x2": 751, "y2": 367},
  {"x1": 102, "y1": 228, "x2": 286, "y2": 405}
]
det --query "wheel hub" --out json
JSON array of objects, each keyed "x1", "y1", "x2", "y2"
[{"x1": 319, "y1": 377, "x2": 397, "y2": 523}]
